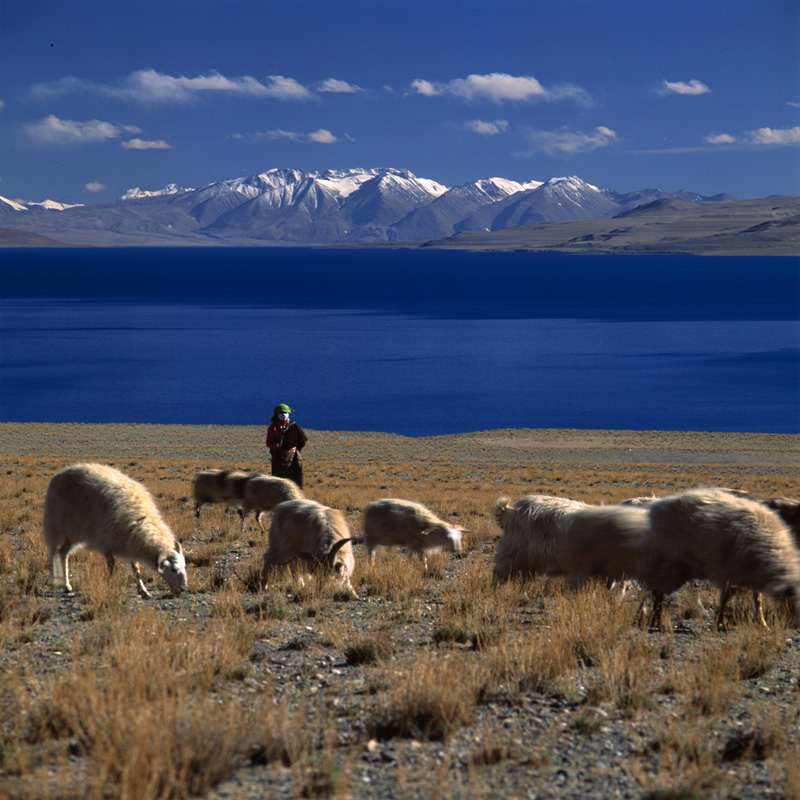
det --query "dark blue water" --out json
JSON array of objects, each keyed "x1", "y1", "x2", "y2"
[{"x1": 1, "y1": 248, "x2": 798, "y2": 434}]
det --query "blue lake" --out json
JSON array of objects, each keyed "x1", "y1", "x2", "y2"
[{"x1": 1, "y1": 248, "x2": 798, "y2": 435}]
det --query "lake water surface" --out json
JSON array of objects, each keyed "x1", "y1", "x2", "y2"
[{"x1": 1, "y1": 248, "x2": 798, "y2": 435}]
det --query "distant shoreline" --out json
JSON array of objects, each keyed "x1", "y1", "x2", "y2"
[
  {"x1": 2, "y1": 196, "x2": 798, "y2": 255},
  {"x1": 2, "y1": 422, "x2": 797, "y2": 470}
]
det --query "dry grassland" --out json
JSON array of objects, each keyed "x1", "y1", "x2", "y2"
[{"x1": 1, "y1": 423, "x2": 799, "y2": 800}]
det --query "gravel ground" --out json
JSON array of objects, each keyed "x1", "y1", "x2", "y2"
[{"x1": 2, "y1": 423, "x2": 799, "y2": 800}]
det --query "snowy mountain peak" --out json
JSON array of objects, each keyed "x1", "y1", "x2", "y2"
[
  {"x1": 4, "y1": 168, "x2": 733, "y2": 246},
  {"x1": 0, "y1": 196, "x2": 29, "y2": 212},
  {"x1": 542, "y1": 176, "x2": 600, "y2": 193},
  {"x1": 28, "y1": 199, "x2": 85, "y2": 211},
  {"x1": 0, "y1": 196, "x2": 83, "y2": 212},
  {"x1": 119, "y1": 184, "x2": 190, "y2": 201}
]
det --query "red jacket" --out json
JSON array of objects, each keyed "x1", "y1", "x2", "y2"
[{"x1": 266, "y1": 421, "x2": 307, "y2": 454}]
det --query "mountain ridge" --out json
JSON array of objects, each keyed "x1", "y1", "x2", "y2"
[{"x1": 0, "y1": 167, "x2": 746, "y2": 248}]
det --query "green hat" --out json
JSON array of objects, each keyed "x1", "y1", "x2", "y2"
[{"x1": 274, "y1": 404, "x2": 293, "y2": 415}]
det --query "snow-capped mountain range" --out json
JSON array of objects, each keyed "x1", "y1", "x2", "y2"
[{"x1": 0, "y1": 167, "x2": 734, "y2": 246}]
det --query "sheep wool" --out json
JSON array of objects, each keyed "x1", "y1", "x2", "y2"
[
  {"x1": 362, "y1": 498, "x2": 463, "y2": 567},
  {"x1": 491, "y1": 494, "x2": 588, "y2": 584},
  {"x1": 238, "y1": 474, "x2": 304, "y2": 530},
  {"x1": 42, "y1": 462, "x2": 187, "y2": 598},
  {"x1": 262, "y1": 499, "x2": 356, "y2": 595},
  {"x1": 640, "y1": 488, "x2": 800, "y2": 628}
]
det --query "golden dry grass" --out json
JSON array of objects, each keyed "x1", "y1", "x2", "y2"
[{"x1": 0, "y1": 423, "x2": 799, "y2": 800}]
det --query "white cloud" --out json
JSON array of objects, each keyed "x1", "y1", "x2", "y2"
[
  {"x1": 412, "y1": 72, "x2": 590, "y2": 105},
  {"x1": 258, "y1": 128, "x2": 338, "y2": 143},
  {"x1": 121, "y1": 138, "x2": 172, "y2": 150},
  {"x1": 31, "y1": 69, "x2": 315, "y2": 104},
  {"x1": 787, "y1": 101, "x2": 800, "y2": 108},
  {"x1": 522, "y1": 125, "x2": 618, "y2": 155},
  {"x1": 748, "y1": 126, "x2": 800, "y2": 145},
  {"x1": 466, "y1": 119, "x2": 509, "y2": 135},
  {"x1": 316, "y1": 78, "x2": 363, "y2": 93},
  {"x1": 85, "y1": 181, "x2": 107, "y2": 193},
  {"x1": 307, "y1": 129, "x2": 338, "y2": 143},
  {"x1": 23, "y1": 114, "x2": 130, "y2": 145},
  {"x1": 706, "y1": 126, "x2": 800, "y2": 147},
  {"x1": 658, "y1": 79, "x2": 711, "y2": 96},
  {"x1": 705, "y1": 133, "x2": 736, "y2": 145},
  {"x1": 410, "y1": 79, "x2": 440, "y2": 97}
]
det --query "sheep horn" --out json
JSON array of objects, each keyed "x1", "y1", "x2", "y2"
[{"x1": 327, "y1": 537, "x2": 353, "y2": 566}]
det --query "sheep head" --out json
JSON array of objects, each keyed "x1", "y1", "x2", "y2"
[
  {"x1": 327, "y1": 538, "x2": 357, "y2": 596},
  {"x1": 423, "y1": 524, "x2": 464, "y2": 553},
  {"x1": 158, "y1": 543, "x2": 187, "y2": 595}
]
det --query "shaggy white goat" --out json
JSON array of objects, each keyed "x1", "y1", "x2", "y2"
[
  {"x1": 42, "y1": 463, "x2": 187, "y2": 598},
  {"x1": 638, "y1": 488, "x2": 800, "y2": 629},
  {"x1": 362, "y1": 499, "x2": 463, "y2": 568},
  {"x1": 763, "y1": 496, "x2": 800, "y2": 538},
  {"x1": 559, "y1": 505, "x2": 650, "y2": 590},
  {"x1": 193, "y1": 469, "x2": 250, "y2": 519},
  {"x1": 626, "y1": 489, "x2": 800, "y2": 625},
  {"x1": 491, "y1": 494, "x2": 589, "y2": 584},
  {"x1": 261, "y1": 499, "x2": 356, "y2": 596},
  {"x1": 237, "y1": 474, "x2": 304, "y2": 531}
]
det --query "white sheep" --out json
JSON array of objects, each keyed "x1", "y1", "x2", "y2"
[
  {"x1": 638, "y1": 488, "x2": 800, "y2": 629},
  {"x1": 237, "y1": 474, "x2": 304, "y2": 531},
  {"x1": 42, "y1": 463, "x2": 187, "y2": 598},
  {"x1": 763, "y1": 496, "x2": 800, "y2": 539},
  {"x1": 491, "y1": 494, "x2": 589, "y2": 584},
  {"x1": 362, "y1": 498, "x2": 464, "y2": 568},
  {"x1": 625, "y1": 489, "x2": 800, "y2": 624},
  {"x1": 558, "y1": 505, "x2": 650, "y2": 591},
  {"x1": 261, "y1": 499, "x2": 356, "y2": 596},
  {"x1": 193, "y1": 469, "x2": 250, "y2": 519}
]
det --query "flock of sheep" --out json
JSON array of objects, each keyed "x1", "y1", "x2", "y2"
[{"x1": 41, "y1": 462, "x2": 800, "y2": 630}]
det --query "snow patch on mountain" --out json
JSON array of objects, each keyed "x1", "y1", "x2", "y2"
[
  {"x1": 119, "y1": 184, "x2": 190, "y2": 201},
  {"x1": 0, "y1": 196, "x2": 29, "y2": 212},
  {"x1": 28, "y1": 199, "x2": 85, "y2": 211}
]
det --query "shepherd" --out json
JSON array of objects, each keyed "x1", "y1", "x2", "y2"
[{"x1": 266, "y1": 403, "x2": 308, "y2": 489}]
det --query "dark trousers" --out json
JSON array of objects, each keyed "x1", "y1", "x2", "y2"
[{"x1": 271, "y1": 452, "x2": 303, "y2": 489}]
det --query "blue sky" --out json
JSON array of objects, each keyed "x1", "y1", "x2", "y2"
[{"x1": 1, "y1": 0, "x2": 798, "y2": 204}]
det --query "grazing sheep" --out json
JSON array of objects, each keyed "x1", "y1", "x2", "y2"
[
  {"x1": 763, "y1": 496, "x2": 800, "y2": 538},
  {"x1": 620, "y1": 495, "x2": 659, "y2": 507},
  {"x1": 638, "y1": 488, "x2": 800, "y2": 629},
  {"x1": 625, "y1": 489, "x2": 800, "y2": 624},
  {"x1": 42, "y1": 463, "x2": 187, "y2": 598},
  {"x1": 559, "y1": 505, "x2": 650, "y2": 590},
  {"x1": 237, "y1": 474, "x2": 304, "y2": 531},
  {"x1": 362, "y1": 499, "x2": 464, "y2": 568},
  {"x1": 491, "y1": 494, "x2": 588, "y2": 584},
  {"x1": 261, "y1": 499, "x2": 356, "y2": 596},
  {"x1": 193, "y1": 469, "x2": 250, "y2": 519}
]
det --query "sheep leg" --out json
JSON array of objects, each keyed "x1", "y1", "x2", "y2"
[
  {"x1": 52, "y1": 543, "x2": 72, "y2": 592},
  {"x1": 633, "y1": 592, "x2": 649, "y2": 626},
  {"x1": 647, "y1": 593, "x2": 666, "y2": 631},
  {"x1": 790, "y1": 590, "x2": 800, "y2": 629},
  {"x1": 716, "y1": 584, "x2": 733, "y2": 629},
  {"x1": 752, "y1": 590, "x2": 767, "y2": 628},
  {"x1": 255, "y1": 512, "x2": 266, "y2": 532},
  {"x1": 260, "y1": 558, "x2": 276, "y2": 589},
  {"x1": 131, "y1": 562, "x2": 152, "y2": 598}
]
